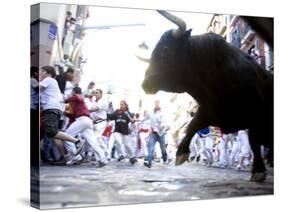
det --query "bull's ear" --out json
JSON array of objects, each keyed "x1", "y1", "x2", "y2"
[
  {"x1": 184, "y1": 28, "x2": 192, "y2": 47},
  {"x1": 184, "y1": 28, "x2": 192, "y2": 38}
]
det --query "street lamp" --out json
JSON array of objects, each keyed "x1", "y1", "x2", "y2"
[
  {"x1": 135, "y1": 41, "x2": 150, "y2": 63},
  {"x1": 138, "y1": 41, "x2": 149, "y2": 50}
]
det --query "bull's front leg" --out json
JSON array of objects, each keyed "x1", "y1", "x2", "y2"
[
  {"x1": 248, "y1": 128, "x2": 267, "y2": 182},
  {"x1": 175, "y1": 110, "x2": 208, "y2": 166}
]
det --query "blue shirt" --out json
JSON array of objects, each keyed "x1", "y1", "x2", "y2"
[{"x1": 197, "y1": 127, "x2": 210, "y2": 138}]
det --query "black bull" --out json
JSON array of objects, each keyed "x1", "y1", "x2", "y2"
[{"x1": 141, "y1": 13, "x2": 273, "y2": 182}]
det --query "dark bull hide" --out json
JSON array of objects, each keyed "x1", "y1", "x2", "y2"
[{"x1": 142, "y1": 11, "x2": 273, "y2": 182}]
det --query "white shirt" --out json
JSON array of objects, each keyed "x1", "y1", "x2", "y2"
[
  {"x1": 139, "y1": 118, "x2": 150, "y2": 129},
  {"x1": 64, "y1": 81, "x2": 75, "y2": 99},
  {"x1": 40, "y1": 77, "x2": 64, "y2": 111},
  {"x1": 89, "y1": 98, "x2": 108, "y2": 121},
  {"x1": 143, "y1": 110, "x2": 167, "y2": 136}
]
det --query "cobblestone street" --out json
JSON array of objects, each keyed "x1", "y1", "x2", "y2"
[{"x1": 35, "y1": 159, "x2": 273, "y2": 209}]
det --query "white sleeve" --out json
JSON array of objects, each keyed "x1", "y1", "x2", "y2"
[
  {"x1": 40, "y1": 77, "x2": 51, "y2": 89},
  {"x1": 97, "y1": 99, "x2": 108, "y2": 111},
  {"x1": 31, "y1": 78, "x2": 39, "y2": 88},
  {"x1": 159, "y1": 113, "x2": 166, "y2": 127},
  {"x1": 84, "y1": 98, "x2": 92, "y2": 109}
]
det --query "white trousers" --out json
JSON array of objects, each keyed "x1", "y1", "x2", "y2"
[
  {"x1": 130, "y1": 134, "x2": 139, "y2": 156},
  {"x1": 139, "y1": 131, "x2": 149, "y2": 157},
  {"x1": 64, "y1": 116, "x2": 106, "y2": 162},
  {"x1": 238, "y1": 130, "x2": 251, "y2": 158},
  {"x1": 219, "y1": 134, "x2": 230, "y2": 166},
  {"x1": 189, "y1": 134, "x2": 199, "y2": 158},
  {"x1": 229, "y1": 141, "x2": 240, "y2": 166},
  {"x1": 198, "y1": 137, "x2": 214, "y2": 163},
  {"x1": 112, "y1": 132, "x2": 135, "y2": 158},
  {"x1": 93, "y1": 121, "x2": 109, "y2": 157},
  {"x1": 107, "y1": 134, "x2": 118, "y2": 158}
]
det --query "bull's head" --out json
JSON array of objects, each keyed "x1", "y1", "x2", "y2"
[{"x1": 142, "y1": 10, "x2": 192, "y2": 94}]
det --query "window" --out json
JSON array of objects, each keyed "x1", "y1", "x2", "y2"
[
  {"x1": 236, "y1": 22, "x2": 241, "y2": 36},
  {"x1": 255, "y1": 39, "x2": 260, "y2": 50}
]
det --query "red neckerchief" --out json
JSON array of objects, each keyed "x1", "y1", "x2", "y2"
[{"x1": 117, "y1": 108, "x2": 126, "y2": 115}]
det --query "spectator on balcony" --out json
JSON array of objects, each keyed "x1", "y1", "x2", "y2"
[
  {"x1": 62, "y1": 16, "x2": 77, "y2": 49},
  {"x1": 62, "y1": 11, "x2": 73, "y2": 45}
]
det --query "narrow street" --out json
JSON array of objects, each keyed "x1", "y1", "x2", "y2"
[{"x1": 36, "y1": 160, "x2": 273, "y2": 209}]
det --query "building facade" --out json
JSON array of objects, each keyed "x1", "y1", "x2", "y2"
[
  {"x1": 207, "y1": 14, "x2": 273, "y2": 71},
  {"x1": 30, "y1": 3, "x2": 89, "y2": 80}
]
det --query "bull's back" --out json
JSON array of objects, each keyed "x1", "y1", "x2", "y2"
[{"x1": 189, "y1": 34, "x2": 273, "y2": 132}]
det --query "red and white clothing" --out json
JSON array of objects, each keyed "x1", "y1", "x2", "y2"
[
  {"x1": 88, "y1": 97, "x2": 109, "y2": 158},
  {"x1": 137, "y1": 119, "x2": 150, "y2": 157},
  {"x1": 64, "y1": 94, "x2": 107, "y2": 163}
]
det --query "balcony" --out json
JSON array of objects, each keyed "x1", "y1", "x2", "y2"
[
  {"x1": 229, "y1": 15, "x2": 239, "y2": 27},
  {"x1": 241, "y1": 24, "x2": 251, "y2": 38},
  {"x1": 241, "y1": 29, "x2": 255, "y2": 46}
]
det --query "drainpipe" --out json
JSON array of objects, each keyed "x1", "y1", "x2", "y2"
[
  {"x1": 70, "y1": 39, "x2": 85, "y2": 68},
  {"x1": 56, "y1": 25, "x2": 64, "y2": 62}
]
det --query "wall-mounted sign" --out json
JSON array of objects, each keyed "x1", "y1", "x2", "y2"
[{"x1": 48, "y1": 23, "x2": 57, "y2": 40}]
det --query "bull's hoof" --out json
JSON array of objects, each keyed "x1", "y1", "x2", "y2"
[
  {"x1": 250, "y1": 172, "x2": 266, "y2": 182},
  {"x1": 175, "y1": 154, "x2": 189, "y2": 166}
]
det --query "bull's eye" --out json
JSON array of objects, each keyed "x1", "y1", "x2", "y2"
[
  {"x1": 158, "y1": 46, "x2": 170, "y2": 60},
  {"x1": 151, "y1": 45, "x2": 171, "y2": 63}
]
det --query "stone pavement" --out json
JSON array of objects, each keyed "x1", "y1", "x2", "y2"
[{"x1": 36, "y1": 159, "x2": 273, "y2": 209}]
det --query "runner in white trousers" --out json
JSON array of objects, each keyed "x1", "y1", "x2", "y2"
[
  {"x1": 64, "y1": 87, "x2": 107, "y2": 167},
  {"x1": 88, "y1": 89, "x2": 110, "y2": 159},
  {"x1": 236, "y1": 130, "x2": 252, "y2": 170}
]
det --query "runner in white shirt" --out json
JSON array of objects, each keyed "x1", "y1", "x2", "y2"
[
  {"x1": 40, "y1": 66, "x2": 82, "y2": 164},
  {"x1": 143, "y1": 100, "x2": 169, "y2": 168},
  {"x1": 40, "y1": 77, "x2": 64, "y2": 112},
  {"x1": 88, "y1": 89, "x2": 109, "y2": 159}
]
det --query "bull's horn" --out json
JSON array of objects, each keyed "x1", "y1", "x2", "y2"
[
  {"x1": 157, "y1": 10, "x2": 186, "y2": 38},
  {"x1": 135, "y1": 54, "x2": 150, "y2": 63}
]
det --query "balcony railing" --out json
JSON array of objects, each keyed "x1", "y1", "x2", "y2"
[{"x1": 241, "y1": 24, "x2": 251, "y2": 38}]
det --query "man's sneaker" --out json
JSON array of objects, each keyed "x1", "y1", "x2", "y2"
[
  {"x1": 75, "y1": 140, "x2": 85, "y2": 156},
  {"x1": 207, "y1": 161, "x2": 213, "y2": 167},
  {"x1": 84, "y1": 153, "x2": 93, "y2": 163},
  {"x1": 218, "y1": 163, "x2": 228, "y2": 169},
  {"x1": 189, "y1": 156, "x2": 195, "y2": 162},
  {"x1": 163, "y1": 159, "x2": 172, "y2": 165},
  {"x1": 65, "y1": 154, "x2": 83, "y2": 165},
  {"x1": 203, "y1": 158, "x2": 208, "y2": 165},
  {"x1": 117, "y1": 155, "x2": 125, "y2": 162},
  {"x1": 154, "y1": 158, "x2": 161, "y2": 163},
  {"x1": 97, "y1": 161, "x2": 107, "y2": 168},
  {"x1": 129, "y1": 157, "x2": 138, "y2": 165},
  {"x1": 144, "y1": 161, "x2": 152, "y2": 168},
  {"x1": 236, "y1": 164, "x2": 244, "y2": 171},
  {"x1": 196, "y1": 155, "x2": 201, "y2": 163}
]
